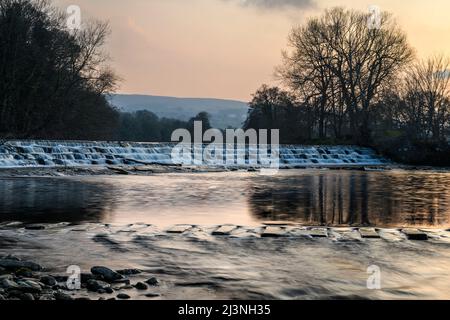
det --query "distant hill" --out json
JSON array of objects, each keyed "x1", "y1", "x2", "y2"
[{"x1": 109, "y1": 94, "x2": 249, "y2": 129}]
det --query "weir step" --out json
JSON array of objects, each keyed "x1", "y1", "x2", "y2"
[
  {"x1": 402, "y1": 229, "x2": 429, "y2": 241},
  {"x1": 308, "y1": 228, "x2": 328, "y2": 238},
  {"x1": 261, "y1": 227, "x2": 287, "y2": 238},
  {"x1": 212, "y1": 225, "x2": 238, "y2": 236},
  {"x1": 359, "y1": 228, "x2": 381, "y2": 239},
  {"x1": 167, "y1": 225, "x2": 194, "y2": 234}
]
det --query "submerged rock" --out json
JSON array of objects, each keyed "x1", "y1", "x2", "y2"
[
  {"x1": 0, "y1": 259, "x2": 42, "y2": 272},
  {"x1": 86, "y1": 279, "x2": 111, "y2": 292},
  {"x1": 91, "y1": 266, "x2": 124, "y2": 282},
  {"x1": 134, "y1": 282, "x2": 148, "y2": 290},
  {"x1": 145, "y1": 277, "x2": 159, "y2": 286},
  {"x1": 116, "y1": 293, "x2": 130, "y2": 300}
]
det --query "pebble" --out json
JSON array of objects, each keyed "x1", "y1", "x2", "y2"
[
  {"x1": 145, "y1": 277, "x2": 159, "y2": 286},
  {"x1": 117, "y1": 293, "x2": 130, "y2": 300},
  {"x1": 135, "y1": 282, "x2": 148, "y2": 290},
  {"x1": 40, "y1": 275, "x2": 57, "y2": 287},
  {"x1": 105, "y1": 287, "x2": 114, "y2": 294}
]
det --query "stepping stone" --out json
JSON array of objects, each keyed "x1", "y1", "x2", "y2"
[
  {"x1": 379, "y1": 229, "x2": 405, "y2": 242},
  {"x1": 262, "y1": 221, "x2": 297, "y2": 226},
  {"x1": 167, "y1": 225, "x2": 193, "y2": 234},
  {"x1": 212, "y1": 225, "x2": 237, "y2": 236},
  {"x1": 261, "y1": 227, "x2": 286, "y2": 238},
  {"x1": 308, "y1": 228, "x2": 328, "y2": 238},
  {"x1": 402, "y1": 229, "x2": 429, "y2": 241},
  {"x1": 359, "y1": 228, "x2": 380, "y2": 239}
]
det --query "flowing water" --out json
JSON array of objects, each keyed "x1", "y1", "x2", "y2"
[
  {"x1": 0, "y1": 141, "x2": 388, "y2": 167},
  {"x1": 1, "y1": 169, "x2": 450, "y2": 300}
]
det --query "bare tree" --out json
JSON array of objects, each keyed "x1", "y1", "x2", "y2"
[
  {"x1": 401, "y1": 56, "x2": 450, "y2": 141},
  {"x1": 279, "y1": 7, "x2": 414, "y2": 144}
]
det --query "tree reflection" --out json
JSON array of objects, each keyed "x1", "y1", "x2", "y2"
[
  {"x1": 0, "y1": 178, "x2": 116, "y2": 223},
  {"x1": 247, "y1": 171, "x2": 450, "y2": 227}
]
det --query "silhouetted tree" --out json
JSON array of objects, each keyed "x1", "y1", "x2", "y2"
[{"x1": 0, "y1": 0, "x2": 119, "y2": 139}]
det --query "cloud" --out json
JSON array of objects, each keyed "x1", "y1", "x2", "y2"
[{"x1": 223, "y1": 0, "x2": 315, "y2": 9}]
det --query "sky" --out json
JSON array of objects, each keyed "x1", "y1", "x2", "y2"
[{"x1": 54, "y1": 0, "x2": 450, "y2": 101}]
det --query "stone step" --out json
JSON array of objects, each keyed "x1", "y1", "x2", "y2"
[
  {"x1": 167, "y1": 225, "x2": 193, "y2": 234},
  {"x1": 261, "y1": 227, "x2": 287, "y2": 238},
  {"x1": 359, "y1": 228, "x2": 380, "y2": 239},
  {"x1": 212, "y1": 225, "x2": 238, "y2": 236},
  {"x1": 402, "y1": 229, "x2": 429, "y2": 241}
]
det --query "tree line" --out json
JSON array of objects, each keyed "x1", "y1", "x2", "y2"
[
  {"x1": 0, "y1": 0, "x2": 214, "y2": 143},
  {"x1": 244, "y1": 8, "x2": 450, "y2": 165}
]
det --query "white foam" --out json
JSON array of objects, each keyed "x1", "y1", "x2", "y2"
[{"x1": 0, "y1": 141, "x2": 390, "y2": 168}]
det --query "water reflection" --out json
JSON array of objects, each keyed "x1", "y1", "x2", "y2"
[
  {"x1": 248, "y1": 171, "x2": 450, "y2": 227},
  {"x1": 0, "y1": 178, "x2": 115, "y2": 223},
  {"x1": 0, "y1": 171, "x2": 449, "y2": 228}
]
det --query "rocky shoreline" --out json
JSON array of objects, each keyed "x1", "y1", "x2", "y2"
[{"x1": 0, "y1": 255, "x2": 160, "y2": 301}]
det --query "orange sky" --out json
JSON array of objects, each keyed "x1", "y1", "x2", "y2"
[{"x1": 54, "y1": 0, "x2": 450, "y2": 101}]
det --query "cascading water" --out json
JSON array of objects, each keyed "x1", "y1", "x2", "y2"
[{"x1": 0, "y1": 140, "x2": 390, "y2": 168}]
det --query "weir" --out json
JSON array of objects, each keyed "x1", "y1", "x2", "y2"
[{"x1": 0, "y1": 140, "x2": 390, "y2": 168}]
